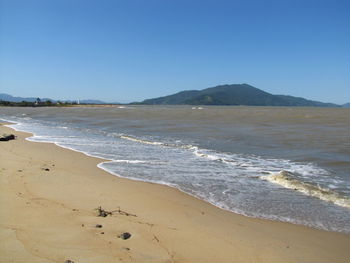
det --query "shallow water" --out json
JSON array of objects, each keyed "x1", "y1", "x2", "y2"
[{"x1": 1, "y1": 106, "x2": 349, "y2": 233}]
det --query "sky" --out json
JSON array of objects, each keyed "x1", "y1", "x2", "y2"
[{"x1": 0, "y1": 0, "x2": 349, "y2": 104}]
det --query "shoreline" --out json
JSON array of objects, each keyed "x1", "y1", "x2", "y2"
[
  {"x1": 6, "y1": 121, "x2": 347, "y2": 233},
  {"x1": 6, "y1": 120, "x2": 349, "y2": 234},
  {"x1": 1, "y1": 123, "x2": 350, "y2": 262}
]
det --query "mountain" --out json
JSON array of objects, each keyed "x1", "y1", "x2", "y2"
[
  {"x1": 342, "y1": 103, "x2": 350, "y2": 108},
  {"x1": 79, "y1": 99, "x2": 106, "y2": 104},
  {"x1": 0, "y1": 93, "x2": 108, "y2": 104},
  {"x1": 0, "y1": 93, "x2": 53, "y2": 103},
  {"x1": 138, "y1": 84, "x2": 338, "y2": 107}
]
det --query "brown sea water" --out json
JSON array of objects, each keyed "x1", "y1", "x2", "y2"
[{"x1": 1, "y1": 106, "x2": 350, "y2": 232}]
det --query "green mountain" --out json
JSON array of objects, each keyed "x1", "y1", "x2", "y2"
[{"x1": 137, "y1": 84, "x2": 338, "y2": 107}]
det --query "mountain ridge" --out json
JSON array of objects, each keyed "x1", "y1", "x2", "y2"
[{"x1": 137, "y1": 84, "x2": 339, "y2": 107}]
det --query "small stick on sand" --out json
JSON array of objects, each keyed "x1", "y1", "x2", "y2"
[{"x1": 96, "y1": 206, "x2": 137, "y2": 217}]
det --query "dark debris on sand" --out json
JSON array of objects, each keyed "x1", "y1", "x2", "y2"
[
  {"x1": 118, "y1": 232, "x2": 131, "y2": 240},
  {"x1": 0, "y1": 134, "x2": 15, "y2": 141}
]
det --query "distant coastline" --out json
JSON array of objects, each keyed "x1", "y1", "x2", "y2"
[
  {"x1": 0, "y1": 100, "x2": 119, "y2": 108},
  {"x1": 2, "y1": 84, "x2": 349, "y2": 107},
  {"x1": 0, "y1": 97, "x2": 121, "y2": 108}
]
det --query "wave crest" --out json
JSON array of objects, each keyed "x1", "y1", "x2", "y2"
[{"x1": 261, "y1": 171, "x2": 350, "y2": 208}]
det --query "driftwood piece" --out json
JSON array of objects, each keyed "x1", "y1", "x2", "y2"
[
  {"x1": 113, "y1": 207, "x2": 137, "y2": 217},
  {"x1": 96, "y1": 206, "x2": 137, "y2": 217},
  {"x1": 0, "y1": 134, "x2": 15, "y2": 141}
]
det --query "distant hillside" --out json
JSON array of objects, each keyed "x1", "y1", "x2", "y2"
[
  {"x1": 0, "y1": 93, "x2": 53, "y2": 103},
  {"x1": 342, "y1": 103, "x2": 350, "y2": 108},
  {"x1": 0, "y1": 93, "x2": 107, "y2": 104},
  {"x1": 137, "y1": 84, "x2": 338, "y2": 107}
]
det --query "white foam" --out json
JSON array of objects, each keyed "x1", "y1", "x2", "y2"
[
  {"x1": 261, "y1": 171, "x2": 350, "y2": 208},
  {"x1": 113, "y1": 159, "x2": 149, "y2": 164},
  {"x1": 120, "y1": 135, "x2": 163, "y2": 145}
]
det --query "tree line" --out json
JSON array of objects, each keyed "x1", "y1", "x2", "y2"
[{"x1": 0, "y1": 98, "x2": 79, "y2": 107}]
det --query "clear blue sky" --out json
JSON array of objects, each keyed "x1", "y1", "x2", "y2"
[{"x1": 1, "y1": 0, "x2": 349, "y2": 103}]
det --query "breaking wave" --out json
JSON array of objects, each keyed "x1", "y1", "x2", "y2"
[{"x1": 261, "y1": 171, "x2": 350, "y2": 208}]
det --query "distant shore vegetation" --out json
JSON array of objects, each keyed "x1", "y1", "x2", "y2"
[{"x1": 0, "y1": 98, "x2": 80, "y2": 107}]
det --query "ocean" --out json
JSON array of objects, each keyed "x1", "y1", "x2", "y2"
[{"x1": 1, "y1": 106, "x2": 349, "y2": 233}]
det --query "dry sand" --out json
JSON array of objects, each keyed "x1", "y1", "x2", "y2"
[{"x1": 1, "y1": 124, "x2": 349, "y2": 263}]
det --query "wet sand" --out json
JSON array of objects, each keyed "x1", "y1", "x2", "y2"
[{"x1": 1, "y1": 124, "x2": 349, "y2": 263}]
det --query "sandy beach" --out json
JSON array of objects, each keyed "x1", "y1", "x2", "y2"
[{"x1": 1, "y1": 123, "x2": 349, "y2": 263}]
